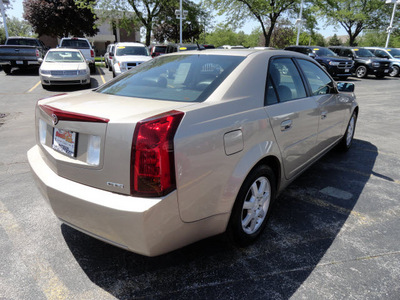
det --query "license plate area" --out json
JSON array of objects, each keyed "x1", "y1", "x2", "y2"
[
  {"x1": 384, "y1": 69, "x2": 389, "y2": 73},
  {"x1": 52, "y1": 128, "x2": 77, "y2": 157},
  {"x1": 345, "y1": 69, "x2": 349, "y2": 73},
  {"x1": 16, "y1": 61, "x2": 24, "y2": 65}
]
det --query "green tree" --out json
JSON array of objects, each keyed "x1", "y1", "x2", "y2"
[
  {"x1": 315, "y1": 0, "x2": 394, "y2": 46},
  {"x1": 204, "y1": 0, "x2": 302, "y2": 47},
  {"x1": 152, "y1": 0, "x2": 207, "y2": 43},
  {"x1": 23, "y1": 0, "x2": 98, "y2": 38},
  {"x1": 93, "y1": 0, "x2": 165, "y2": 46},
  {"x1": 327, "y1": 33, "x2": 342, "y2": 46}
]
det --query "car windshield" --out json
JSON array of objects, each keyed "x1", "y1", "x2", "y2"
[
  {"x1": 388, "y1": 48, "x2": 400, "y2": 58},
  {"x1": 315, "y1": 48, "x2": 337, "y2": 57},
  {"x1": 354, "y1": 48, "x2": 374, "y2": 57},
  {"x1": 61, "y1": 40, "x2": 90, "y2": 48},
  {"x1": 45, "y1": 51, "x2": 84, "y2": 63},
  {"x1": 96, "y1": 54, "x2": 245, "y2": 102},
  {"x1": 116, "y1": 46, "x2": 149, "y2": 56}
]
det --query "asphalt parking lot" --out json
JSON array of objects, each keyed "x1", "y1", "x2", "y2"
[{"x1": 1, "y1": 66, "x2": 399, "y2": 299}]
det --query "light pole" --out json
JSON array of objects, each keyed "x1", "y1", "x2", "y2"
[
  {"x1": 385, "y1": 0, "x2": 400, "y2": 48},
  {"x1": 175, "y1": 5, "x2": 187, "y2": 45},
  {"x1": 0, "y1": 0, "x2": 10, "y2": 39},
  {"x1": 296, "y1": 0, "x2": 304, "y2": 46}
]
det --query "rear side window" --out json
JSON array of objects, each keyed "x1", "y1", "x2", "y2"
[
  {"x1": 297, "y1": 59, "x2": 333, "y2": 96},
  {"x1": 97, "y1": 54, "x2": 245, "y2": 102},
  {"x1": 266, "y1": 58, "x2": 307, "y2": 103}
]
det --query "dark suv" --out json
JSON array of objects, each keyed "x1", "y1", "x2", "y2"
[
  {"x1": 329, "y1": 46, "x2": 392, "y2": 79},
  {"x1": 284, "y1": 46, "x2": 354, "y2": 79}
]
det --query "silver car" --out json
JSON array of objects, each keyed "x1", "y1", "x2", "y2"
[
  {"x1": 28, "y1": 49, "x2": 358, "y2": 256},
  {"x1": 39, "y1": 48, "x2": 91, "y2": 89}
]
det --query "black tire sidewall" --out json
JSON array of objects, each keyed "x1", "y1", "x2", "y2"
[{"x1": 227, "y1": 165, "x2": 276, "y2": 247}]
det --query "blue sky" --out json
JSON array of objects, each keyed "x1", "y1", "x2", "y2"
[{"x1": 5, "y1": 0, "x2": 347, "y2": 38}]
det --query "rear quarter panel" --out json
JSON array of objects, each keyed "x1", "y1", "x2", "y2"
[{"x1": 174, "y1": 52, "x2": 283, "y2": 223}]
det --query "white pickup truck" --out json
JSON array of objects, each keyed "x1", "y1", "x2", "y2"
[{"x1": 58, "y1": 37, "x2": 96, "y2": 73}]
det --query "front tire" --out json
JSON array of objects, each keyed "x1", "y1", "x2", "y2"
[
  {"x1": 227, "y1": 165, "x2": 276, "y2": 247},
  {"x1": 338, "y1": 111, "x2": 357, "y2": 151},
  {"x1": 356, "y1": 65, "x2": 367, "y2": 78}
]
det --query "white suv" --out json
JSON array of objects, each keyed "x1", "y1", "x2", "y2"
[{"x1": 111, "y1": 42, "x2": 151, "y2": 77}]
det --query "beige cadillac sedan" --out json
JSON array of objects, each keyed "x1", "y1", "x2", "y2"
[{"x1": 28, "y1": 49, "x2": 358, "y2": 257}]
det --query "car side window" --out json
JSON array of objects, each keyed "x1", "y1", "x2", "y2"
[
  {"x1": 375, "y1": 50, "x2": 388, "y2": 59},
  {"x1": 297, "y1": 59, "x2": 334, "y2": 96},
  {"x1": 266, "y1": 58, "x2": 307, "y2": 103}
]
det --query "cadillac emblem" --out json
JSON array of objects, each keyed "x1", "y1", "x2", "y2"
[{"x1": 51, "y1": 113, "x2": 59, "y2": 125}]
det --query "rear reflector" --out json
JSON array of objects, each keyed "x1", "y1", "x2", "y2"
[
  {"x1": 39, "y1": 104, "x2": 109, "y2": 123},
  {"x1": 131, "y1": 110, "x2": 184, "y2": 197}
]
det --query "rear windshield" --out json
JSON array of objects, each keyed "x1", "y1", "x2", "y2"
[
  {"x1": 116, "y1": 46, "x2": 149, "y2": 56},
  {"x1": 154, "y1": 46, "x2": 167, "y2": 53},
  {"x1": 45, "y1": 51, "x2": 84, "y2": 63},
  {"x1": 6, "y1": 39, "x2": 39, "y2": 46},
  {"x1": 96, "y1": 54, "x2": 245, "y2": 102},
  {"x1": 61, "y1": 39, "x2": 90, "y2": 49}
]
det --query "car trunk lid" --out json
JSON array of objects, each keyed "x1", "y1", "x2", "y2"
[{"x1": 36, "y1": 90, "x2": 193, "y2": 195}]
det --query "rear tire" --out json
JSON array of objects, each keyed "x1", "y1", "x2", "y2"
[
  {"x1": 227, "y1": 165, "x2": 276, "y2": 247},
  {"x1": 90, "y1": 64, "x2": 96, "y2": 74},
  {"x1": 338, "y1": 111, "x2": 357, "y2": 151},
  {"x1": 389, "y1": 65, "x2": 399, "y2": 77}
]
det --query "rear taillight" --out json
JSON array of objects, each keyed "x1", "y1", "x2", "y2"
[
  {"x1": 90, "y1": 49, "x2": 94, "y2": 58},
  {"x1": 131, "y1": 110, "x2": 184, "y2": 197},
  {"x1": 36, "y1": 49, "x2": 39, "y2": 57}
]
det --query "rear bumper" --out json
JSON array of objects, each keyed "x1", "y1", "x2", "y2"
[{"x1": 27, "y1": 145, "x2": 227, "y2": 256}]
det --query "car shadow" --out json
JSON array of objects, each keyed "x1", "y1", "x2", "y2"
[
  {"x1": 4, "y1": 67, "x2": 40, "y2": 76},
  {"x1": 61, "y1": 138, "x2": 378, "y2": 299}
]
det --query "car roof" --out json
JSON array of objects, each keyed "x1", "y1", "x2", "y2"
[
  {"x1": 48, "y1": 48, "x2": 81, "y2": 52},
  {"x1": 115, "y1": 42, "x2": 146, "y2": 47},
  {"x1": 162, "y1": 49, "x2": 314, "y2": 60}
]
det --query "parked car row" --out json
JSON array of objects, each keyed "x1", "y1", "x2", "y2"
[{"x1": 284, "y1": 45, "x2": 399, "y2": 79}]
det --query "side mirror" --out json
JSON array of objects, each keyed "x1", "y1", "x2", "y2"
[
  {"x1": 337, "y1": 82, "x2": 355, "y2": 93},
  {"x1": 38, "y1": 58, "x2": 43, "y2": 64},
  {"x1": 308, "y1": 53, "x2": 316, "y2": 59}
]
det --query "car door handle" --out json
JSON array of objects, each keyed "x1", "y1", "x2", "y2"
[
  {"x1": 280, "y1": 120, "x2": 292, "y2": 131},
  {"x1": 321, "y1": 111, "x2": 328, "y2": 119}
]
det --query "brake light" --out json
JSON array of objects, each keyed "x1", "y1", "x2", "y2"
[
  {"x1": 131, "y1": 110, "x2": 184, "y2": 197},
  {"x1": 39, "y1": 104, "x2": 109, "y2": 123},
  {"x1": 36, "y1": 49, "x2": 39, "y2": 57},
  {"x1": 90, "y1": 49, "x2": 94, "y2": 58}
]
